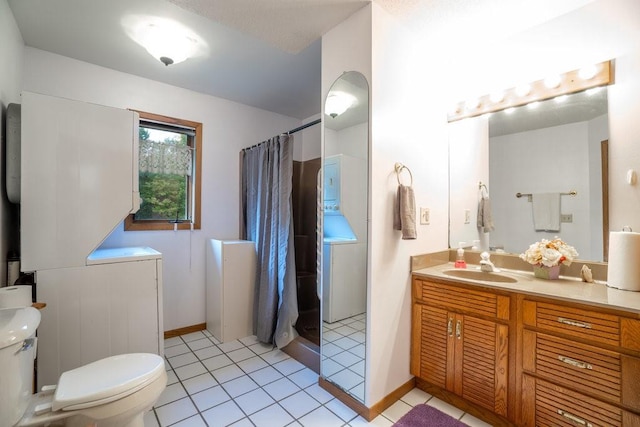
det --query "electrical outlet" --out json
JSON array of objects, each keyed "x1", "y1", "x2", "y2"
[
  {"x1": 420, "y1": 207, "x2": 430, "y2": 225},
  {"x1": 464, "y1": 209, "x2": 471, "y2": 224},
  {"x1": 561, "y1": 213, "x2": 573, "y2": 223}
]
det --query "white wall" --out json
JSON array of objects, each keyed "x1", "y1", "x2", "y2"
[
  {"x1": 489, "y1": 119, "x2": 605, "y2": 260},
  {"x1": 21, "y1": 47, "x2": 300, "y2": 331},
  {"x1": 0, "y1": 0, "x2": 24, "y2": 286}
]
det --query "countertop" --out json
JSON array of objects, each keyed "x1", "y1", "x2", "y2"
[{"x1": 413, "y1": 262, "x2": 640, "y2": 314}]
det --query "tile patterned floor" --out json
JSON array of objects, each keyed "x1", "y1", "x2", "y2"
[
  {"x1": 144, "y1": 330, "x2": 492, "y2": 427},
  {"x1": 322, "y1": 313, "x2": 366, "y2": 402}
]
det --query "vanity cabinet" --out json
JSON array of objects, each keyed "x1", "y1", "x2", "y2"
[
  {"x1": 520, "y1": 298, "x2": 640, "y2": 426},
  {"x1": 411, "y1": 278, "x2": 511, "y2": 419}
]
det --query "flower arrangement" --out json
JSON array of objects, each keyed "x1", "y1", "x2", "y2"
[{"x1": 519, "y1": 238, "x2": 579, "y2": 267}]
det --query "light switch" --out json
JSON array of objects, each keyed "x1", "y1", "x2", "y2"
[
  {"x1": 464, "y1": 209, "x2": 471, "y2": 224},
  {"x1": 420, "y1": 207, "x2": 430, "y2": 225}
]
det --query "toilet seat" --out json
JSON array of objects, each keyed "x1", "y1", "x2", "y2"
[{"x1": 52, "y1": 353, "x2": 165, "y2": 412}]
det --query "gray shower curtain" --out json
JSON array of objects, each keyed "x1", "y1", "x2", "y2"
[{"x1": 241, "y1": 134, "x2": 298, "y2": 348}]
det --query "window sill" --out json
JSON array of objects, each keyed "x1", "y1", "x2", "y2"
[{"x1": 124, "y1": 215, "x2": 201, "y2": 231}]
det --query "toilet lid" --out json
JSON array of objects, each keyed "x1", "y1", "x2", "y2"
[{"x1": 52, "y1": 353, "x2": 165, "y2": 412}]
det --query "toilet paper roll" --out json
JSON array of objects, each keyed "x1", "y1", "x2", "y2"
[
  {"x1": 0, "y1": 285, "x2": 32, "y2": 308},
  {"x1": 607, "y1": 231, "x2": 640, "y2": 291}
]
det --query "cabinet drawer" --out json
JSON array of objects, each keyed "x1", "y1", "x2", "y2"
[
  {"x1": 414, "y1": 279, "x2": 509, "y2": 320},
  {"x1": 523, "y1": 300, "x2": 620, "y2": 347},
  {"x1": 522, "y1": 376, "x2": 640, "y2": 427}
]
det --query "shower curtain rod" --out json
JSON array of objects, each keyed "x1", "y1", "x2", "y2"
[
  {"x1": 242, "y1": 119, "x2": 321, "y2": 152},
  {"x1": 285, "y1": 118, "x2": 321, "y2": 135}
]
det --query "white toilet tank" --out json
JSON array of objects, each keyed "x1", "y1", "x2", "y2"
[{"x1": 0, "y1": 307, "x2": 41, "y2": 427}]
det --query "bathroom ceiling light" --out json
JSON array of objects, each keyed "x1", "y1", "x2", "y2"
[
  {"x1": 123, "y1": 16, "x2": 208, "y2": 66},
  {"x1": 447, "y1": 60, "x2": 612, "y2": 122},
  {"x1": 465, "y1": 98, "x2": 481, "y2": 111},
  {"x1": 325, "y1": 92, "x2": 356, "y2": 118},
  {"x1": 489, "y1": 91, "x2": 505, "y2": 103}
]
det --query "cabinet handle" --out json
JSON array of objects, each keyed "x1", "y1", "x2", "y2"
[
  {"x1": 456, "y1": 320, "x2": 462, "y2": 339},
  {"x1": 558, "y1": 355, "x2": 593, "y2": 370},
  {"x1": 447, "y1": 318, "x2": 453, "y2": 337},
  {"x1": 557, "y1": 317, "x2": 592, "y2": 329},
  {"x1": 557, "y1": 409, "x2": 593, "y2": 427}
]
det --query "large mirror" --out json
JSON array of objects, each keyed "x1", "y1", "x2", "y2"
[
  {"x1": 449, "y1": 87, "x2": 609, "y2": 262},
  {"x1": 321, "y1": 71, "x2": 369, "y2": 403}
]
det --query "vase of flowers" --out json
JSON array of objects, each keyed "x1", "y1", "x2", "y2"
[{"x1": 519, "y1": 238, "x2": 579, "y2": 280}]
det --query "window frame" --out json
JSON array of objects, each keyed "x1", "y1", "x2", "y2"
[{"x1": 125, "y1": 110, "x2": 202, "y2": 231}]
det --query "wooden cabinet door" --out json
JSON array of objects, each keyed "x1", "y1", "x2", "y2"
[
  {"x1": 455, "y1": 314, "x2": 509, "y2": 417},
  {"x1": 412, "y1": 304, "x2": 451, "y2": 389}
]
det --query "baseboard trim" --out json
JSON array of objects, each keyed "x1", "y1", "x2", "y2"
[
  {"x1": 368, "y1": 377, "x2": 416, "y2": 420},
  {"x1": 164, "y1": 323, "x2": 207, "y2": 339},
  {"x1": 319, "y1": 377, "x2": 416, "y2": 421},
  {"x1": 282, "y1": 336, "x2": 320, "y2": 374}
]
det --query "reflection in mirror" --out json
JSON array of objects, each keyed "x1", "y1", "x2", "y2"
[
  {"x1": 321, "y1": 71, "x2": 368, "y2": 403},
  {"x1": 449, "y1": 88, "x2": 609, "y2": 262}
]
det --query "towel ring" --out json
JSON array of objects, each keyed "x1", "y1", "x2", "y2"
[{"x1": 394, "y1": 163, "x2": 413, "y2": 186}]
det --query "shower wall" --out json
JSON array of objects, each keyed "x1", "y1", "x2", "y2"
[{"x1": 292, "y1": 158, "x2": 321, "y2": 345}]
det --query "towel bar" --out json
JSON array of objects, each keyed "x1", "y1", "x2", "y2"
[
  {"x1": 394, "y1": 163, "x2": 413, "y2": 186},
  {"x1": 516, "y1": 190, "x2": 577, "y2": 201}
]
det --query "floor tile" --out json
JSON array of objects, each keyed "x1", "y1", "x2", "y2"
[
  {"x1": 182, "y1": 372, "x2": 217, "y2": 395},
  {"x1": 180, "y1": 331, "x2": 208, "y2": 342},
  {"x1": 262, "y1": 377, "x2": 301, "y2": 401},
  {"x1": 230, "y1": 418, "x2": 254, "y2": 427},
  {"x1": 201, "y1": 400, "x2": 245, "y2": 426},
  {"x1": 400, "y1": 388, "x2": 432, "y2": 406},
  {"x1": 237, "y1": 355, "x2": 269, "y2": 373},
  {"x1": 381, "y1": 399, "x2": 413, "y2": 423},
  {"x1": 194, "y1": 344, "x2": 223, "y2": 360},
  {"x1": 171, "y1": 414, "x2": 207, "y2": 427},
  {"x1": 250, "y1": 365, "x2": 285, "y2": 386},
  {"x1": 333, "y1": 336, "x2": 359, "y2": 350},
  {"x1": 427, "y1": 396, "x2": 465, "y2": 419},
  {"x1": 202, "y1": 353, "x2": 233, "y2": 371},
  {"x1": 163, "y1": 336, "x2": 182, "y2": 348},
  {"x1": 297, "y1": 406, "x2": 344, "y2": 427},
  {"x1": 191, "y1": 385, "x2": 231, "y2": 412},
  {"x1": 249, "y1": 341, "x2": 274, "y2": 355},
  {"x1": 250, "y1": 403, "x2": 295, "y2": 427},
  {"x1": 227, "y1": 346, "x2": 257, "y2": 363},
  {"x1": 348, "y1": 415, "x2": 394, "y2": 426},
  {"x1": 164, "y1": 343, "x2": 191, "y2": 358},
  {"x1": 239, "y1": 335, "x2": 259, "y2": 346},
  {"x1": 168, "y1": 352, "x2": 198, "y2": 369},
  {"x1": 287, "y1": 368, "x2": 318, "y2": 389},
  {"x1": 187, "y1": 338, "x2": 216, "y2": 351},
  {"x1": 218, "y1": 340, "x2": 245, "y2": 353},
  {"x1": 212, "y1": 364, "x2": 245, "y2": 384},
  {"x1": 155, "y1": 397, "x2": 198, "y2": 426},
  {"x1": 165, "y1": 369, "x2": 179, "y2": 386},
  {"x1": 221, "y1": 375, "x2": 259, "y2": 398},
  {"x1": 234, "y1": 387, "x2": 276, "y2": 415},
  {"x1": 273, "y1": 358, "x2": 306, "y2": 376},
  {"x1": 154, "y1": 382, "x2": 187, "y2": 408},
  {"x1": 328, "y1": 369, "x2": 362, "y2": 390},
  {"x1": 332, "y1": 350, "x2": 361, "y2": 368},
  {"x1": 174, "y1": 361, "x2": 207, "y2": 381},
  {"x1": 303, "y1": 383, "x2": 334, "y2": 404},
  {"x1": 460, "y1": 413, "x2": 494, "y2": 427},
  {"x1": 279, "y1": 391, "x2": 321, "y2": 419},
  {"x1": 260, "y1": 348, "x2": 291, "y2": 365},
  {"x1": 143, "y1": 410, "x2": 159, "y2": 427},
  {"x1": 325, "y1": 397, "x2": 358, "y2": 422}
]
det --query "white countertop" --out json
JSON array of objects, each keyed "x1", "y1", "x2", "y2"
[
  {"x1": 87, "y1": 246, "x2": 162, "y2": 265},
  {"x1": 413, "y1": 263, "x2": 640, "y2": 314}
]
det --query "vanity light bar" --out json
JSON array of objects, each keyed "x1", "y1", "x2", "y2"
[{"x1": 447, "y1": 60, "x2": 613, "y2": 122}]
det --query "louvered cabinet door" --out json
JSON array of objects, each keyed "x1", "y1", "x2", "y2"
[
  {"x1": 411, "y1": 303, "x2": 451, "y2": 389},
  {"x1": 456, "y1": 314, "x2": 509, "y2": 417}
]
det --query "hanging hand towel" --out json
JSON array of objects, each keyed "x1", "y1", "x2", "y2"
[
  {"x1": 394, "y1": 184, "x2": 417, "y2": 239},
  {"x1": 532, "y1": 193, "x2": 561, "y2": 231},
  {"x1": 477, "y1": 196, "x2": 495, "y2": 233}
]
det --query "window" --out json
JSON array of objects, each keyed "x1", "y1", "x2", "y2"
[{"x1": 125, "y1": 111, "x2": 202, "y2": 231}]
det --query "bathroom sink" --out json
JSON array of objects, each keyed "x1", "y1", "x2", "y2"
[{"x1": 442, "y1": 269, "x2": 518, "y2": 283}]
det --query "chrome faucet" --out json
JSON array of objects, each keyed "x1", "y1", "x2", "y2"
[{"x1": 479, "y1": 251, "x2": 499, "y2": 272}]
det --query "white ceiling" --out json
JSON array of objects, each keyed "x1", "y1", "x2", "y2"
[{"x1": 7, "y1": 0, "x2": 597, "y2": 120}]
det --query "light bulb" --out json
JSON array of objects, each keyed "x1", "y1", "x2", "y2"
[
  {"x1": 578, "y1": 64, "x2": 598, "y2": 80},
  {"x1": 465, "y1": 98, "x2": 480, "y2": 111},
  {"x1": 489, "y1": 91, "x2": 504, "y2": 103},
  {"x1": 544, "y1": 75, "x2": 561, "y2": 89},
  {"x1": 515, "y1": 84, "x2": 531, "y2": 97}
]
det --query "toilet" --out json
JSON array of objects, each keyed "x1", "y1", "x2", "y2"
[{"x1": 0, "y1": 306, "x2": 167, "y2": 427}]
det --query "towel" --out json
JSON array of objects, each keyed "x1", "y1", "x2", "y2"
[
  {"x1": 532, "y1": 193, "x2": 560, "y2": 231},
  {"x1": 477, "y1": 196, "x2": 494, "y2": 233},
  {"x1": 393, "y1": 184, "x2": 417, "y2": 239}
]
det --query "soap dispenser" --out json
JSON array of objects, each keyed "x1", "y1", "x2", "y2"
[{"x1": 455, "y1": 242, "x2": 467, "y2": 269}]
